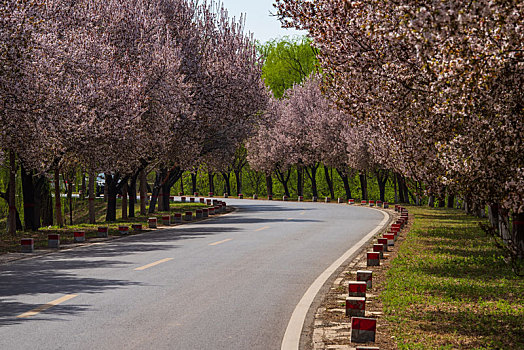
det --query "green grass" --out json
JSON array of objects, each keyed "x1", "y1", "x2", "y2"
[
  {"x1": 382, "y1": 206, "x2": 524, "y2": 349},
  {"x1": 0, "y1": 199, "x2": 209, "y2": 254}
]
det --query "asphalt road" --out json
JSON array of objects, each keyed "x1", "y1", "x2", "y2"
[{"x1": 0, "y1": 198, "x2": 384, "y2": 350}]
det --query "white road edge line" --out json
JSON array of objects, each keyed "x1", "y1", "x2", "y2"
[{"x1": 281, "y1": 209, "x2": 389, "y2": 350}]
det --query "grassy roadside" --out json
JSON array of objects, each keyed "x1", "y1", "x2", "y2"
[
  {"x1": 0, "y1": 199, "x2": 208, "y2": 254},
  {"x1": 382, "y1": 206, "x2": 524, "y2": 349}
]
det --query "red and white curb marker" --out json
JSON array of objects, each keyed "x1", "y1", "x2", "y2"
[
  {"x1": 162, "y1": 215, "x2": 171, "y2": 226},
  {"x1": 372, "y1": 244, "x2": 384, "y2": 258},
  {"x1": 357, "y1": 270, "x2": 373, "y2": 289},
  {"x1": 268, "y1": 195, "x2": 273, "y2": 200},
  {"x1": 132, "y1": 224, "x2": 143, "y2": 231},
  {"x1": 348, "y1": 199, "x2": 355, "y2": 205},
  {"x1": 325, "y1": 197, "x2": 331, "y2": 203},
  {"x1": 208, "y1": 207, "x2": 215, "y2": 215},
  {"x1": 74, "y1": 231, "x2": 85, "y2": 243},
  {"x1": 48, "y1": 234, "x2": 60, "y2": 249},
  {"x1": 377, "y1": 238, "x2": 388, "y2": 252},
  {"x1": 118, "y1": 226, "x2": 129, "y2": 234},
  {"x1": 238, "y1": 193, "x2": 243, "y2": 199},
  {"x1": 298, "y1": 196, "x2": 303, "y2": 202},
  {"x1": 178, "y1": 192, "x2": 183, "y2": 196},
  {"x1": 148, "y1": 218, "x2": 157, "y2": 229},
  {"x1": 361, "y1": 200, "x2": 367, "y2": 205},
  {"x1": 348, "y1": 281, "x2": 367, "y2": 298},
  {"x1": 253, "y1": 194, "x2": 258, "y2": 200},
  {"x1": 184, "y1": 211, "x2": 193, "y2": 221},
  {"x1": 367, "y1": 252, "x2": 380, "y2": 266},
  {"x1": 21, "y1": 238, "x2": 34, "y2": 253},
  {"x1": 196, "y1": 209, "x2": 203, "y2": 219},
  {"x1": 181, "y1": 196, "x2": 186, "y2": 203},
  {"x1": 202, "y1": 208, "x2": 209, "y2": 218},
  {"x1": 194, "y1": 192, "x2": 199, "y2": 197},
  {"x1": 338, "y1": 198, "x2": 344, "y2": 203},
  {"x1": 169, "y1": 196, "x2": 175, "y2": 202},
  {"x1": 190, "y1": 197, "x2": 195, "y2": 203},
  {"x1": 369, "y1": 200, "x2": 375, "y2": 207},
  {"x1": 312, "y1": 196, "x2": 318, "y2": 202},
  {"x1": 208, "y1": 192, "x2": 214, "y2": 197},
  {"x1": 98, "y1": 226, "x2": 108, "y2": 238},
  {"x1": 346, "y1": 297, "x2": 366, "y2": 317},
  {"x1": 383, "y1": 234, "x2": 395, "y2": 246},
  {"x1": 173, "y1": 213, "x2": 182, "y2": 223},
  {"x1": 350, "y1": 317, "x2": 377, "y2": 343},
  {"x1": 199, "y1": 198, "x2": 205, "y2": 203},
  {"x1": 223, "y1": 192, "x2": 228, "y2": 198},
  {"x1": 283, "y1": 195, "x2": 288, "y2": 201},
  {"x1": 206, "y1": 199, "x2": 212, "y2": 205},
  {"x1": 383, "y1": 202, "x2": 389, "y2": 209},
  {"x1": 376, "y1": 200, "x2": 382, "y2": 207}
]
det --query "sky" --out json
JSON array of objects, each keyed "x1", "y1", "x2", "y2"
[{"x1": 218, "y1": 0, "x2": 307, "y2": 43}]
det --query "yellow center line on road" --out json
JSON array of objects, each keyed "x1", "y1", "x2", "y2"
[
  {"x1": 134, "y1": 258, "x2": 173, "y2": 271},
  {"x1": 286, "y1": 218, "x2": 293, "y2": 221},
  {"x1": 209, "y1": 238, "x2": 232, "y2": 246},
  {"x1": 299, "y1": 211, "x2": 305, "y2": 216},
  {"x1": 254, "y1": 226, "x2": 270, "y2": 232},
  {"x1": 17, "y1": 294, "x2": 78, "y2": 318}
]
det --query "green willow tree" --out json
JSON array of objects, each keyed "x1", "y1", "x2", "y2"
[{"x1": 258, "y1": 36, "x2": 318, "y2": 99}]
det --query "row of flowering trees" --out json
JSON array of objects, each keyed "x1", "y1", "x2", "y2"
[
  {"x1": 1, "y1": 0, "x2": 267, "y2": 234},
  {"x1": 271, "y1": 1, "x2": 523, "y2": 257}
]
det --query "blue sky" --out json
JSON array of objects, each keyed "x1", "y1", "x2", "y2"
[{"x1": 219, "y1": 0, "x2": 307, "y2": 43}]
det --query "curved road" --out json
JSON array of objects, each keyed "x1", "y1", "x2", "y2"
[{"x1": 0, "y1": 199, "x2": 385, "y2": 350}]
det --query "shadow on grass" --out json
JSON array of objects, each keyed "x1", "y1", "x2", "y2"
[{"x1": 414, "y1": 308, "x2": 524, "y2": 348}]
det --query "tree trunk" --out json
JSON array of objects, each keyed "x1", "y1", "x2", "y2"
[
  {"x1": 208, "y1": 172, "x2": 215, "y2": 194},
  {"x1": 324, "y1": 165, "x2": 335, "y2": 199},
  {"x1": 180, "y1": 172, "x2": 184, "y2": 194},
  {"x1": 21, "y1": 164, "x2": 37, "y2": 231},
  {"x1": 359, "y1": 172, "x2": 368, "y2": 201},
  {"x1": 305, "y1": 164, "x2": 319, "y2": 198},
  {"x1": 297, "y1": 164, "x2": 303, "y2": 197},
  {"x1": 88, "y1": 171, "x2": 96, "y2": 224},
  {"x1": 511, "y1": 212, "x2": 524, "y2": 258},
  {"x1": 191, "y1": 172, "x2": 197, "y2": 194},
  {"x1": 375, "y1": 170, "x2": 388, "y2": 202},
  {"x1": 265, "y1": 174, "x2": 273, "y2": 196},
  {"x1": 393, "y1": 174, "x2": 399, "y2": 203},
  {"x1": 428, "y1": 195, "x2": 435, "y2": 207},
  {"x1": 498, "y1": 209, "x2": 511, "y2": 245},
  {"x1": 103, "y1": 177, "x2": 108, "y2": 202},
  {"x1": 140, "y1": 169, "x2": 147, "y2": 216},
  {"x1": 121, "y1": 182, "x2": 128, "y2": 220},
  {"x1": 105, "y1": 173, "x2": 118, "y2": 222},
  {"x1": 234, "y1": 170, "x2": 242, "y2": 195},
  {"x1": 54, "y1": 166, "x2": 64, "y2": 227},
  {"x1": 81, "y1": 171, "x2": 86, "y2": 200},
  {"x1": 41, "y1": 179, "x2": 53, "y2": 226},
  {"x1": 32, "y1": 175, "x2": 45, "y2": 230},
  {"x1": 438, "y1": 190, "x2": 446, "y2": 207},
  {"x1": 447, "y1": 194, "x2": 455, "y2": 208},
  {"x1": 222, "y1": 172, "x2": 231, "y2": 195},
  {"x1": 275, "y1": 169, "x2": 291, "y2": 197},
  {"x1": 162, "y1": 177, "x2": 171, "y2": 211},
  {"x1": 129, "y1": 173, "x2": 137, "y2": 218},
  {"x1": 336, "y1": 168, "x2": 352, "y2": 200},
  {"x1": 488, "y1": 203, "x2": 499, "y2": 230},
  {"x1": 7, "y1": 150, "x2": 17, "y2": 234},
  {"x1": 67, "y1": 173, "x2": 73, "y2": 225}
]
